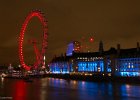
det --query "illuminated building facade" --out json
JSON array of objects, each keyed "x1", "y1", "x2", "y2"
[
  {"x1": 115, "y1": 43, "x2": 140, "y2": 77},
  {"x1": 72, "y1": 52, "x2": 104, "y2": 73},
  {"x1": 116, "y1": 57, "x2": 140, "y2": 77},
  {"x1": 49, "y1": 56, "x2": 73, "y2": 74},
  {"x1": 50, "y1": 42, "x2": 140, "y2": 77}
]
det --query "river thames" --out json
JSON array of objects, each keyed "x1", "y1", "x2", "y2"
[{"x1": 0, "y1": 77, "x2": 140, "y2": 100}]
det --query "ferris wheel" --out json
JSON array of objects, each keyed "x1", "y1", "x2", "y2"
[{"x1": 19, "y1": 10, "x2": 48, "y2": 71}]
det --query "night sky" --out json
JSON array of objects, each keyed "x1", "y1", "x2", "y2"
[{"x1": 0, "y1": 0, "x2": 140, "y2": 65}]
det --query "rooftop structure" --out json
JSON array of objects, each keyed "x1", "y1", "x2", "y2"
[{"x1": 66, "y1": 41, "x2": 81, "y2": 56}]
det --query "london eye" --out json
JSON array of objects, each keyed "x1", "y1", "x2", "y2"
[{"x1": 18, "y1": 10, "x2": 48, "y2": 71}]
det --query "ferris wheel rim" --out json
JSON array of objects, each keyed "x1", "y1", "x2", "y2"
[{"x1": 19, "y1": 10, "x2": 48, "y2": 71}]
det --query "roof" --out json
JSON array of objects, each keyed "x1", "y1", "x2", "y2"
[
  {"x1": 50, "y1": 47, "x2": 140, "y2": 62},
  {"x1": 119, "y1": 48, "x2": 140, "y2": 58}
]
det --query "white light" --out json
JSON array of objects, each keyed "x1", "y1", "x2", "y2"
[
  {"x1": 44, "y1": 56, "x2": 45, "y2": 60},
  {"x1": 18, "y1": 65, "x2": 21, "y2": 67},
  {"x1": 128, "y1": 65, "x2": 130, "y2": 68}
]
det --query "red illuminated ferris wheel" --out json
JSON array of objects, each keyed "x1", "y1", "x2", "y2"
[{"x1": 19, "y1": 10, "x2": 48, "y2": 71}]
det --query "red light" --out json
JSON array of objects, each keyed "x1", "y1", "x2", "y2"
[{"x1": 90, "y1": 37, "x2": 94, "y2": 42}]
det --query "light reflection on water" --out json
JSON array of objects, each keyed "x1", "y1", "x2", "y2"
[{"x1": 0, "y1": 78, "x2": 140, "y2": 100}]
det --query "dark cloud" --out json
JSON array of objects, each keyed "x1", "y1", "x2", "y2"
[{"x1": 0, "y1": 0, "x2": 140, "y2": 65}]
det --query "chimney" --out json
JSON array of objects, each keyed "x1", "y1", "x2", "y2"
[
  {"x1": 117, "y1": 44, "x2": 120, "y2": 54},
  {"x1": 99, "y1": 40, "x2": 104, "y2": 54},
  {"x1": 137, "y1": 42, "x2": 140, "y2": 51}
]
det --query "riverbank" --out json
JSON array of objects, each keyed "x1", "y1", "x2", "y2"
[
  {"x1": 45, "y1": 74, "x2": 140, "y2": 84},
  {"x1": 5, "y1": 73, "x2": 140, "y2": 84}
]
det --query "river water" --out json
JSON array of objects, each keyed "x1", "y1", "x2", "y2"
[{"x1": 0, "y1": 77, "x2": 140, "y2": 100}]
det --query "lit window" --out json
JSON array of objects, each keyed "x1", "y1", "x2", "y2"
[{"x1": 132, "y1": 65, "x2": 134, "y2": 68}]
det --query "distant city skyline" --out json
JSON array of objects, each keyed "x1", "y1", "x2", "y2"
[{"x1": 0, "y1": 0, "x2": 140, "y2": 65}]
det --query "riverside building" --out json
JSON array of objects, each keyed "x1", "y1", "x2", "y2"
[{"x1": 49, "y1": 41, "x2": 140, "y2": 77}]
